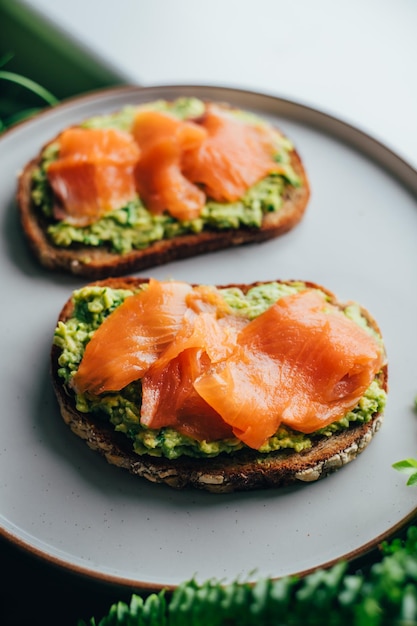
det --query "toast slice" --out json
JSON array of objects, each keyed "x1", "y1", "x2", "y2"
[
  {"x1": 17, "y1": 99, "x2": 310, "y2": 279},
  {"x1": 51, "y1": 277, "x2": 387, "y2": 493}
]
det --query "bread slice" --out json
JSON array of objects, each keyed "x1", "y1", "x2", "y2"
[
  {"x1": 17, "y1": 100, "x2": 310, "y2": 279},
  {"x1": 50, "y1": 277, "x2": 387, "y2": 493}
]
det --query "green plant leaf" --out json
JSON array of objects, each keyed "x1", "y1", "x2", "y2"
[
  {"x1": 407, "y1": 473, "x2": 417, "y2": 487},
  {"x1": 393, "y1": 458, "x2": 417, "y2": 474},
  {"x1": 0, "y1": 70, "x2": 59, "y2": 106}
]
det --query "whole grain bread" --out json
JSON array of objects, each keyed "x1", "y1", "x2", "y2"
[
  {"x1": 17, "y1": 103, "x2": 310, "y2": 279},
  {"x1": 51, "y1": 277, "x2": 387, "y2": 493}
]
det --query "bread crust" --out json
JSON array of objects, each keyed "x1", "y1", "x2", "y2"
[
  {"x1": 17, "y1": 105, "x2": 310, "y2": 279},
  {"x1": 51, "y1": 277, "x2": 387, "y2": 493}
]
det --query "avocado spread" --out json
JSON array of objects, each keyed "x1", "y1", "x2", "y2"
[
  {"x1": 53, "y1": 282, "x2": 387, "y2": 460},
  {"x1": 31, "y1": 98, "x2": 301, "y2": 254}
]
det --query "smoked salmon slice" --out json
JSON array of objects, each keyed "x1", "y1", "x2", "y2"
[
  {"x1": 140, "y1": 347, "x2": 235, "y2": 441},
  {"x1": 47, "y1": 105, "x2": 286, "y2": 227},
  {"x1": 182, "y1": 105, "x2": 282, "y2": 203},
  {"x1": 132, "y1": 109, "x2": 206, "y2": 151},
  {"x1": 139, "y1": 305, "x2": 240, "y2": 441},
  {"x1": 139, "y1": 292, "x2": 246, "y2": 441},
  {"x1": 132, "y1": 110, "x2": 207, "y2": 221},
  {"x1": 195, "y1": 290, "x2": 385, "y2": 449},
  {"x1": 72, "y1": 281, "x2": 384, "y2": 449},
  {"x1": 72, "y1": 279, "x2": 192, "y2": 395},
  {"x1": 47, "y1": 127, "x2": 140, "y2": 226}
]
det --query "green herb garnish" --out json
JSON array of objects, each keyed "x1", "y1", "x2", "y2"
[
  {"x1": 393, "y1": 458, "x2": 417, "y2": 486},
  {"x1": 393, "y1": 397, "x2": 417, "y2": 486}
]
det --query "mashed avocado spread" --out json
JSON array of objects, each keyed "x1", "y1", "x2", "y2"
[
  {"x1": 53, "y1": 282, "x2": 387, "y2": 460},
  {"x1": 31, "y1": 98, "x2": 301, "y2": 254}
]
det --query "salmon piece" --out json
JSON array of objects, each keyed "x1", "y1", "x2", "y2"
[
  {"x1": 132, "y1": 110, "x2": 207, "y2": 221},
  {"x1": 149, "y1": 310, "x2": 237, "y2": 370},
  {"x1": 140, "y1": 285, "x2": 249, "y2": 441},
  {"x1": 47, "y1": 127, "x2": 140, "y2": 226},
  {"x1": 141, "y1": 348, "x2": 235, "y2": 441},
  {"x1": 140, "y1": 308, "x2": 239, "y2": 440},
  {"x1": 184, "y1": 285, "x2": 250, "y2": 339},
  {"x1": 132, "y1": 109, "x2": 206, "y2": 151},
  {"x1": 134, "y1": 138, "x2": 206, "y2": 221},
  {"x1": 185, "y1": 284, "x2": 249, "y2": 336},
  {"x1": 72, "y1": 279, "x2": 192, "y2": 395},
  {"x1": 182, "y1": 105, "x2": 282, "y2": 202},
  {"x1": 194, "y1": 290, "x2": 385, "y2": 449},
  {"x1": 57, "y1": 127, "x2": 140, "y2": 163}
]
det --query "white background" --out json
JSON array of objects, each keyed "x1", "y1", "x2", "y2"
[{"x1": 21, "y1": 0, "x2": 417, "y2": 168}]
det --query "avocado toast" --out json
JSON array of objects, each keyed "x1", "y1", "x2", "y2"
[
  {"x1": 17, "y1": 97, "x2": 310, "y2": 279},
  {"x1": 51, "y1": 277, "x2": 387, "y2": 493}
]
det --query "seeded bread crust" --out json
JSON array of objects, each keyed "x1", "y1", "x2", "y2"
[
  {"x1": 17, "y1": 106, "x2": 310, "y2": 280},
  {"x1": 51, "y1": 277, "x2": 388, "y2": 493}
]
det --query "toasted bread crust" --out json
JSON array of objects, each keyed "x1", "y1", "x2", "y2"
[
  {"x1": 51, "y1": 278, "x2": 387, "y2": 493},
  {"x1": 17, "y1": 105, "x2": 310, "y2": 279}
]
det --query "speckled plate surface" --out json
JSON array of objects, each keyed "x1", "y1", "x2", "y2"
[{"x1": 1, "y1": 84, "x2": 417, "y2": 591}]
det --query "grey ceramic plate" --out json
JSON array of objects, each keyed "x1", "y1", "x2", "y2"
[{"x1": 1, "y1": 85, "x2": 417, "y2": 591}]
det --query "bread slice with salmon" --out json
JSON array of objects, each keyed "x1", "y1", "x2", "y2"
[
  {"x1": 17, "y1": 97, "x2": 310, "y2": 279},
  {"x1": 51, "y1": 276, "x2": 388, "y2": 493}
]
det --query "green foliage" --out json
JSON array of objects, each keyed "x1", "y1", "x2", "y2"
[
  {"x1": 392, "y1": 398, "x2": 417, "y2": 487},
  {"x1": 0, "y1": 53, "x2": 58, "y2": 132},
  {"x1": 79, "y1": 525, "x2": 417, "y2": 626},
  {"x1": 393, "y1": 459, "x2": 417, "y2": 486},
  {"x1": 82, "y1": 592, "x2": 167, "y2": 626}
]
